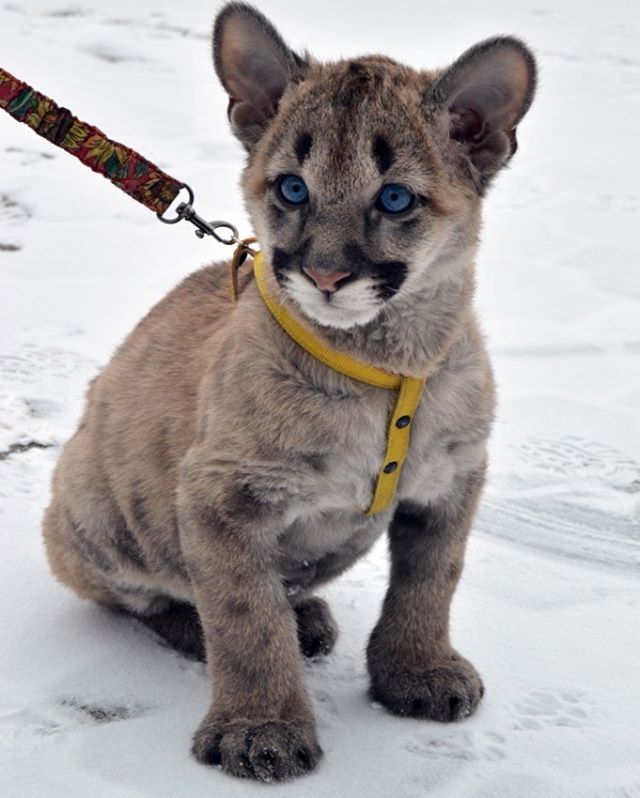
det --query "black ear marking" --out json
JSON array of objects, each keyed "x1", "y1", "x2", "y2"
[
  {"x1": 425, "y1": 36, "x2": 537, "y2": 189},
  {"x1": 213, "y1": 3, "x2": 308, "y2": 150}
]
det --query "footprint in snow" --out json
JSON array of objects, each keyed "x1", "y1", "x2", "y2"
[
  {"x1": 0, "y1": 193, "x2": 31, "y2": 225},
  {"x1": 404, "y1": 729, "x2": 507, "y2": 763},
  {"x1": 480, "y1": 730, "x2": 508, "y2": 761},
  {"x1": 512, "y1": 689, "x2": 591, "y2": 731},
  {"x1": 5, "y1": 146, "x2": 56, "y2": 166},
  {"x1": 0, "y1": 698, "x2": 149, "y2": 745},
  {"x1": 59, "y1": 697, "x2": 148, "y2": 724},
  {"x1": 404, "y1": 730, "x2": 475, "y2": 762},
  {"x1": 516, "y1": 435, "x2": 640, "y2": 493}
]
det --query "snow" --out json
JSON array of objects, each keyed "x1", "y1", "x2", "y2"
[{"x1": 1, "y1": 1, "x2": 639, "y2": 796}]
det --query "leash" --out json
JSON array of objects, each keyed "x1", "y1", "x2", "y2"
[
  {"x1": 0, "y1": 66, "x2": 240, "y2": 246},
  {"x1": 1, "y1": 65, "x2": 429, "y2": 516}
]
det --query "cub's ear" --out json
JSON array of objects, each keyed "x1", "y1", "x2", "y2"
[
  {"x1": 426, "y1": 37, "x2": 537, "y2": 190},
  {"x1": 213, "y1": 2, "x2": 307, "y2": 150}
]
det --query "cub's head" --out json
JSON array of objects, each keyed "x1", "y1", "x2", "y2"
[{"x1": 213, "y1": 2, "x2": 536, "y2": 330}]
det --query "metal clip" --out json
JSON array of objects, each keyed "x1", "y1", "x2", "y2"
[{"x1": 157, "y1": 183, "x2": 240, "y2": 246}]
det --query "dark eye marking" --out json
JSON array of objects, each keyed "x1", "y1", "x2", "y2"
[
  {"x1": 372, "y1": 135, "x2": 394, "y2": 174},
  {"x1": 400, "y1": 217, "x2": 420, "y2": 233},
  {"x1": 295, "y1": 132, "x2": 313, "y2": 165},
  {"x1": 267, "y1": 202, "x2": 285, "y2": 229}
]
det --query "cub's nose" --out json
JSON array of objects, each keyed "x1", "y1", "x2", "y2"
[{"x1": 303, "y1": 267, "x2": 352, "y2": 293}]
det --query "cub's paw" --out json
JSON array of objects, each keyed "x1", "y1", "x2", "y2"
[
  {"x1": 294, "y1": 597, "x2": 338, "y2": 659},
  {"x1": 368, "y1": 651, "x2": 484, "y2": 722},
  {"x1": 192, "y1": 715, "x2": 322, "y2": 782}
]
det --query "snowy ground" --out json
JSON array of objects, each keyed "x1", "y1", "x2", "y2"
[{"x1": 1, "y1": 1, "x2": 639, "y2": 796}]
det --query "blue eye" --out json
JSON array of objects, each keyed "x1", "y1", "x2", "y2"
[
  {"x1": 278, "y1": 174, "x2": 309, "y2": 206},
  {"x1": 377, "y1": 184, "x2": 414, "y2": 214}
]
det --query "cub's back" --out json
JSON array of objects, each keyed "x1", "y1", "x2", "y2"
[{"x1": 79, "y1": 261, "x2": 243, "y2": 540}]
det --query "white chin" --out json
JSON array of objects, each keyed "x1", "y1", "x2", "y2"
[
  {"x1": 283, "y1": 273, "x2": 382, "y2": 330},
  {"x1": 298, "y1": 302, "x2": 380, "y2": 330}
]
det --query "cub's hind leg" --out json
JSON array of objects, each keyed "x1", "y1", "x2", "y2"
[
  {"x1": 128, "y1": 595, "x2": 333, "y2": 680},
  {"x1": 45, "y1": 490, "x2": 205, "y2": 661},
  {"x1": 129, "y1": 590, "x2": 334, "y2": 666},
  {"x1": 293, "y1": 597, "x2": 338, "y2": 659},
  {"x1": 43, "y1": 429, "x2": 146, "y2": 607},
  {"x1": 43, "y1": 495, "x2": 119, "y2": 607},
  {"x1": 126, "y1": 600, "x2": 206, "y2": 662}
]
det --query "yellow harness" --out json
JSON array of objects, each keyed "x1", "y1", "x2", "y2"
[{"x1": 231, "y1": 244, "x2": 427, "y2": 516}]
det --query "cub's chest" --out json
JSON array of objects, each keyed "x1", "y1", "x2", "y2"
[
  {"x1": 280, "y1": 384, "x2": 393, "y2": 515},
  {"x1": 281, "y1": 376, "x2": 470, "y2": 516},
  {"x1": 267, "y1": 375, "x2": 440, "y2": 516}
]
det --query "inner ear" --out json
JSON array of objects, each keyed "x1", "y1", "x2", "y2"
[
  {"x1": 426, "y1": 37, "x2": 537, "y2": 187},
  {"x1": 213, "y1": 3, "x2": 307, "y2": 150}
]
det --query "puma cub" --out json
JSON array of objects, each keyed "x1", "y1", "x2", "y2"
[{"x1": 43, "y1": 1, "x2": 536, "y2": 782}]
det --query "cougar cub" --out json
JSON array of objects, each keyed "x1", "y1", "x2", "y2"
[{"x1": 43, "y1": 1, "x2": 536, "y2": 782}]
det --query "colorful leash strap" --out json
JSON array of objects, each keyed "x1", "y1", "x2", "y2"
[
  {"x1": 0, "y1": 66, "x2": 239, "y2": 243},
  {"x1": 0, "y1": 67, "x2": 182, "y2": 216}
]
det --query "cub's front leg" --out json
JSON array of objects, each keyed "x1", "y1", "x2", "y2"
[
  {"x1": 367, "y1": 466, "x2": 486, "y2": 721},
  {"x1": 177, "y1": 449, "x2": 321, "y2": 782}
]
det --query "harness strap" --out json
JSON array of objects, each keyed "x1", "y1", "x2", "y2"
[
  {"x1": 252, "y1": 250, "x2": 427, "y2": 516},
  {"x1": 0, "y1": 67, "x2": 183, "y2": 216},
  {"x1": 367, "y1": 375, "x2": 426, "y2": 515}
]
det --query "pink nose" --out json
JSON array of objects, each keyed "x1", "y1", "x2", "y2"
[{"x1": 303, "y1": 267, "x2": 351, "y2": 292}]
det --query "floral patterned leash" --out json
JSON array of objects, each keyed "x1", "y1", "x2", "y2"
[{"x1": 0, "y1": 66, "x2": 241, "y2": 245}]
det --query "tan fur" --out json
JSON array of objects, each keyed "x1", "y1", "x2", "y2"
[{"x1": 43, "y1": 2, "x2": 535, "y2": 782}]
